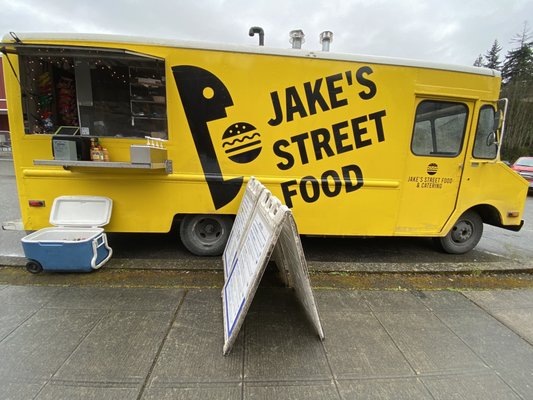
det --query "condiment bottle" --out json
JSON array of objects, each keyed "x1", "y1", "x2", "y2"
[{"x1": 90, "y1": 138, "x2": 98, "y2": 161}]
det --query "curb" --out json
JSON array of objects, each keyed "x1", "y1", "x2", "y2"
[
  {"x1": 2, "y1": 254, "x2": 532, "y2": 274},
  {"x1": 1, "y1": 265, "x2": 533, "y2": 290}
]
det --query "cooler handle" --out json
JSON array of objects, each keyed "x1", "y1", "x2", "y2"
[
  {"x1": 95, "y1": 235, "x2": 106, "y2": 248},
  {"x1": 90, "y1": 234, "x2": 113, "y2": 270}
]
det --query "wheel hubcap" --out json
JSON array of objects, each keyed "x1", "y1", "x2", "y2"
[
  {"x1": 451, "y1": 220, "x2": 473, "y2": 243},
  {"x1": 194, "y1": 218, "x2": 223, "y2": 245}
]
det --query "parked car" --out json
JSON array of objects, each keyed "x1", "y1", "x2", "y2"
[{"x1": 512, "y1": 157, "x2": 533, "y2": 193}]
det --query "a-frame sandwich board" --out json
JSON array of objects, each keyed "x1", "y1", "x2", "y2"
[{"x1": 222, "y1": 177, "x2": 324, "y2": 355}]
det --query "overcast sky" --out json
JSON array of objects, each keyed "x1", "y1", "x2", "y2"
[{"x1": 0, "y1": 0, "x2": 531, "y2": 66}]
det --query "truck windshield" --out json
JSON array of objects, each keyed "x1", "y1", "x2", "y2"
[{"x1": 516, "y1": 158, "x2": 533, "y2": 167}]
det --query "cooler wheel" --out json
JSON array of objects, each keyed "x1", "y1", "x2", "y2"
[{"x1": 26, "y1": 260, "x2": 43, "y2": 274}]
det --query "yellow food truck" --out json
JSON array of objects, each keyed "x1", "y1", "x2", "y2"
[{"x1": 1, "y1": 32, "x2": 528, "y2": 255}]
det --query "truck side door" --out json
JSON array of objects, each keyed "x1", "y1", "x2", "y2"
[{"x1": 395, "y1": 99, "x2": 471, "y2": 235}]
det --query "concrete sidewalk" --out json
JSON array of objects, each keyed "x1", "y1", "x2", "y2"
[{"x1": 1, "y1": 283, "x2": 533, "y2": 399}]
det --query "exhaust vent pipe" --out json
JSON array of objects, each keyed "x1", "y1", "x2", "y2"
[
  {"x1": 289, "y1": 30, "x2": 305, "y2": 49},
  {"x1": 249, "y1": 26, "x2": 265, "y2": 46},
  {"x1": 320, "y1": 31, "x2": 333, "y2": 51}
]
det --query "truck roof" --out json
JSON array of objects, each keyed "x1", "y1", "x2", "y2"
[{"x1": 2, "y1": 32, "x2": 499, "y2": 78}]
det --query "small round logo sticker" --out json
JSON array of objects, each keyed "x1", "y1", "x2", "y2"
[{"x1": 427, "y1": 163, "x2": 438, "y2": 176}]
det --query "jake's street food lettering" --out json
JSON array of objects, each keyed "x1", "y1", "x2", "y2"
[
  {"x1": 273, "y1": 110, "x2": 386, "y2": 170},
  {"x1": 268, "y1": 67, "x2": 377, "y2": 126},
  {"x1": 266, "y1": 69, "x2": 385, "y2": 207},
  {"x1": 281, "y1": 164, "x2": 363, "y2": 208},
  {"x1": 407, "y1": 176, "x2": 454, "y2": 189}
]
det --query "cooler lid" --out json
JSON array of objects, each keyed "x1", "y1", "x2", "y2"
[{"x1": 50, "y1": 196, "x2": 113, "y2": 227}]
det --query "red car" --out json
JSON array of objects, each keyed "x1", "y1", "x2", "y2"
[{"x1": 512, "y1": 156, "x2": 533, "y2": 193}]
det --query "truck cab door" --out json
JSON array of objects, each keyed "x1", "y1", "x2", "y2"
[{"x1": 396, "y1": 99, "x2": 471, "y2": 235}]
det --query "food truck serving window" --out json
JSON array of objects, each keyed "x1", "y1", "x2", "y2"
[{"x1": 17, "y1": 46, "x2": 167, "y2": 139}]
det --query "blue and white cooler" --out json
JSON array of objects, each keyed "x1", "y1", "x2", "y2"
[{"x1": 21, "y1": 196, "x2": 113, "y2": 274}]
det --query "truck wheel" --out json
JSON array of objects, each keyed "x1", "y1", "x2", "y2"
[
  {"x1": 437, "y1": 211, "x2": 483, "y2": 254},
  {"x1": 179, "y1": 214, "x2": 233, "y2": 256},
  {"x1": 26, "y1": 260, "x2": 43, "y2": 274}
]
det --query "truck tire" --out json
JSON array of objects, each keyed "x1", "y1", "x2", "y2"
[
  {"x1": 436, "y1": 210, "x2": 483, "y2": 254},
  {"x1": 179, "y1": 214, "x2": 233, "y2": 256}
]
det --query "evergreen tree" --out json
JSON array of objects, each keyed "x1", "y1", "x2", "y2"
[
  {"x1": 484, "y1": 39, "x2": 502, "y2": 70},
  {"x1": 473, "y1": 54, "x2": 484, "y2": 67},
  {"x1": 499, "y1": 23, "x2": 533, "y2": 161},
  {"x1": 501, "y1": 23, "x2": 533, "y2": 83}
]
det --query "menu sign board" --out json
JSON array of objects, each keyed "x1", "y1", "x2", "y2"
[{"x1": 222, "y1": 178, "x2": 324, "y2": 355}]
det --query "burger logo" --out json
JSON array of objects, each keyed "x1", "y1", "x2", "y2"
[
  {"x1": 222, "y1": 122, "x2": 262, "y2": 164},
  {"x1": 427, "y1": 163, "x2": 438, "y2": 176}
]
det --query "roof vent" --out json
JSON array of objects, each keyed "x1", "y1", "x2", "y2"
[
  {"x1": 319, "y1": 31, "x2": 333, "y2": 52},
  {"x1": 249, "y1": 27, "x2": 265, "y2": 46},
  {"x1": 289, "y1": 30, "x2": 305, "y2": 49}
]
